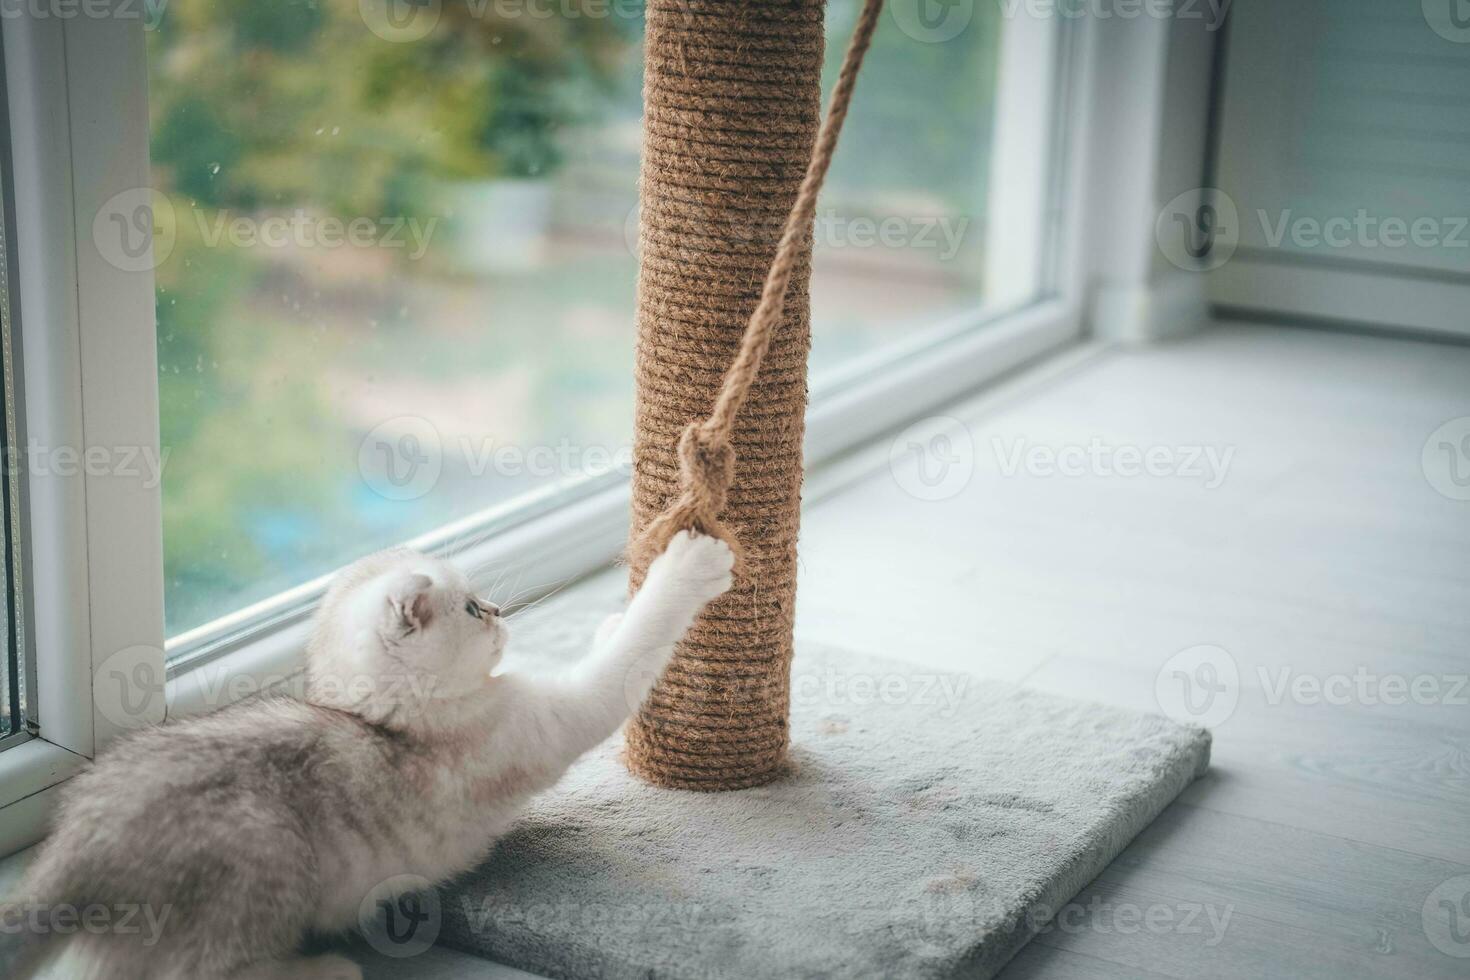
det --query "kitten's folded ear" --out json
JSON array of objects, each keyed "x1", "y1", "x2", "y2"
[{"x1": 385, "y1": 572, "x2": 435, "y2": 635}]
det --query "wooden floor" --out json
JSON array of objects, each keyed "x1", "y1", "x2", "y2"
[
  {"x1": 792, "y1": 321, "x2": 1470, "y2": 978},
  {"x1": 5, "y1": 321, "x2": 1467, "y2": 977}
]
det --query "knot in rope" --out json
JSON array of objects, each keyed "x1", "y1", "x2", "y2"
[{"x1": 676, "y1": 422, "x2": 735, "y2": 516}]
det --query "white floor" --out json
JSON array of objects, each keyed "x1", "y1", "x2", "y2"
[{"x1": 6, "y1": 321, "x2": 1468, "y2": 977}]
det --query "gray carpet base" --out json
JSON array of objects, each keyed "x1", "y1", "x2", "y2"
[{"x1": 437, "y1": 645, "x2": 1211, "y2": 979}]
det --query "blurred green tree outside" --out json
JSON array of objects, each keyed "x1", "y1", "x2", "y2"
[{"x1": 148, "y1": 0, "x2": 1000, "y2": 637}]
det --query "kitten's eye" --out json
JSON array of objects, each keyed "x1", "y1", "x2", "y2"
[{"x1": 464, "y1": 598, "x2": 482, "y2": 620}]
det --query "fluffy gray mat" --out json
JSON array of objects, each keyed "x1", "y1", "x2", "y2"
[{"x1": 437, "y1": 644, "x2": 1210, "y2": 979}]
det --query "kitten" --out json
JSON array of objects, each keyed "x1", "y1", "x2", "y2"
[{"x1": 6, "y1": 530, "x2": 733, "y2": 979}]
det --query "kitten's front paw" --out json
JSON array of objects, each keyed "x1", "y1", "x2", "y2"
[{"x1": 654, "y1": 530, "x2": 735, "y2": 605}]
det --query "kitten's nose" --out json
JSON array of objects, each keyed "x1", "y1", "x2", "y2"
[{"x1": 484, "y1": 602, "x2": 501, "y2": 618}]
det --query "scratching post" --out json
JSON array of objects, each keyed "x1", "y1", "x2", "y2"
[
  {"x1": 424, "y1": 13, "x2": 1215, "y2": 968},
  {"x1": 625, "y1": 0, "x2": 883, "y2": 789}
]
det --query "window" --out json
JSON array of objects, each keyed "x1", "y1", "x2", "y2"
[
  {"x1": 1, "y1": 1, "x2": 1088, "y2": 849},
  {"x1": 147, "y1": 0, "x2": 1051, "y2": 652},
  {"x1": 0, "y1": 55, "x2": 29, "y2": 751}
]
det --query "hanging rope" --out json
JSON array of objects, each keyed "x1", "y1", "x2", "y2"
[
  {"x1": 625, "y1": 0, "x2": 884, "y2": 790},
  {"x1": 627, "y1": 0, "x2": 886, "y2": 574}
]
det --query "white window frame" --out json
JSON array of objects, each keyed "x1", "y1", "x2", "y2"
[
  {"x1": 0, "y1": 9, "x2": 165, "y2": 854},
  {"x1": 0, "y1": 2, "x2": 1119, "y2": 852}
]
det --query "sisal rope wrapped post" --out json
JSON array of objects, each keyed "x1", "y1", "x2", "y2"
[{"x1": 625, "y1": 0, "x2": 883, "y2": 790}]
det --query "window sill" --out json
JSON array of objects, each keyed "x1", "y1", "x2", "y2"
[{"x1": 0, "y1": 738, "x2": 86, "y2": 855}]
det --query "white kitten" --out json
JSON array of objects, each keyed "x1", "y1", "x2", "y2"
[{"x1": 7, "y1": 531, "x2": 733, "y2": 979}]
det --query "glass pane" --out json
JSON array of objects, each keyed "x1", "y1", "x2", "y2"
[
  {"x1": 149, "y1": 0, "x2": 1031, "y2": 639},
  {"x1": 0, "y1": 136, "x2": 25, "y2": 741},
  {"x1": 812, "y1": 0, "x2": 1004, "y2": 376}
]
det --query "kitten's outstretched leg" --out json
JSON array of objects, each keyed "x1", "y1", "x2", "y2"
[
  {"x1": 506, "y1": 531, "x2": 734, "y2": 767},
  {"x1": 592, "y1": 611, "x2": 624, "y2": 650}
]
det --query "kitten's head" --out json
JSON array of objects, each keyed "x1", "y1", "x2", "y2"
[{"x1": 305, "y1": 548, "x2": 508, "y2": 723}]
